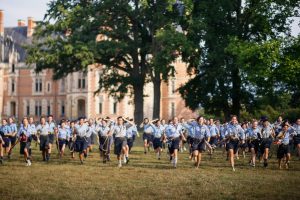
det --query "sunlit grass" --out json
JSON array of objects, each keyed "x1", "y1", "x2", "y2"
[{"x1": 0, "y1": 139, "x2": 299, "y2": 200}]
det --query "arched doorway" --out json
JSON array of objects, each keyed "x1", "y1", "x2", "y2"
[{"x1": 77, "y1": 99, "x2": 86, "y2": 118}]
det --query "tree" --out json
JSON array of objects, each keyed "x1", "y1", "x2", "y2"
[
  {"x1": 26, "y1": 0, "x2": 187, "y2": 124},
  {"x1": 179, "y1": 0, "x2": 300, "y2": 120}
]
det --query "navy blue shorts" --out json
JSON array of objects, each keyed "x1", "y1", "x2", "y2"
[
  {"x1": 168, "y1": 137, "x2": 180, "y2": 154},
  {"x1": 39, "y1": 135, "x2": 49, "y2": 151},
  {"x1": 127, "y1": 138, "x2": 134, "y2": 150},
  {"x1": 239, "y1": 142, "x2": 248, "y2": 149},
  {"x1": 2, "y1": 137, "x2": 11, "y2": 148},
  {"x1": 143, "y1": 133, "x2": 153, "y2": 143},
  {"x1": 209, "y1": 136, "x2": 217, "y2": 146},
  {"x1": 10, "y1": 136, "x2": 17, "y2": 145},
  {"x1": 20, "y1": 141, "x2": 31, "y2": 155},
  {"x1": 48, "y1": 134, "x2": 55, "y2": 144},
  {"x1": 75, "y1": 137, "x2": 88, "y2": 153},
  {"x1": 226, "y1": 140, "x2": 239, "y2": 154},
  {"x1": 192, "y1": 139, "x2": 206, "y2": 152},
  {"x1": 260, "y1": 138, "x2": 272, "y2": 151},
  {"x1": 87, "y1": 137, "x2": 92, "y2": 146},
  {"x1": 58, "y1": 139, "x2": 67, "y2": 150},
  {"x1": 277, "y1": 144, "x2": 290, "y2": 159},
  {"x1": 294, "y1": 136, "x2": 300, "y2": 146},
  {"x1": 114, "y1": 137, "x2": 127, "y2": 156},
  {"x1": 249, "y1": 140, "x2": 260, "y2": 153},
  {"x1": 153, "y1": 138, "x2": 162, "y2": 149}
]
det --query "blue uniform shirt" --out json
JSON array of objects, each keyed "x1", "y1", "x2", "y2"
[
  {"x1": 36, "y1": 124, "x2": 50, "y2": 136},
  {"x1": 75, "y1": 124, "x2": 89, "y2": 137},
  {"x1": 190, "y1": 122, "x2": 210, "y2": 140},
  {"x1": 225, "y1": 123, "x2": 245, "y2": 140},
  {"x1": 0, "y1": 125, "x2": 11, "y2": 136},
  {"x1": 97, "y1": 125, "x2": 111, "y2": 137},
  {"x1": 125, "y1": 124, "x2": 138, "y2": 138},
  {"x1": 18, "y1": 125, "x2": 33, "y2": 137},
  {"x1": 9, "y1": 123, "x2": 18, "y2": 134},
  {"x1": 182, "y1": 123, "x2": 195, "y2": 138},
  {"x1": 166, "y1": 123, "x2": 183, "y2": 138},
  {"x1": 58, "y1": 128, "x2": 70, "y2": 140},
  {"x1": 209, "y1": 124, "x2": 218, "y2": 137},
  {"x1": 246, "y1": 127, "x2": 261, "y2": 140},
  {"x1": 47, "y1": 122, "x2": 56, "y2": 133},
  {"x1": 151, "y1": 124, "x2": 164, "y2": 138}
]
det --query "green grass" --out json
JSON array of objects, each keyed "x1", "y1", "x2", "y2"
[{"x1": 0, "y1": 139, "x2": 299, "y2": 200}]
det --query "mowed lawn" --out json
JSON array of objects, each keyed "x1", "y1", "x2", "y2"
[{"x1": 0, "y1": 139, "x2": 299, "y2": 200}]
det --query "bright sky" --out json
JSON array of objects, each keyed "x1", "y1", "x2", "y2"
[{"x1": 0, "y1": 0, "x2": 299, "y2": 35}]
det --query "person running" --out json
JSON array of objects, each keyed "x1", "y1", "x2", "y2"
[
  {"x1": 85, "y1": 118, "x2": 96, "y2": 158},
  {"x1": 0, "y1": 134, "x2": 4, "y2": 164},
  {"x1": 246, "y1": 120, "x2": 261, "y2": 167},
  {"x1": 47, "y1": 115, "x2": 56, "y2": 160},
  {"x1": 239, "y1": 122, "x2": 249, "y2": 159},
  {"x1": 56, "y1": 119, "x2": 70, "y2": 158},
  {"x1": 68, "y1": 121, "x2": 76, "y2": 159},
  {"x1": 165, "y1": 117, "x2": 185, "y2": 168},
  {"x1": 97, "y1": 118, "x2": 112, "y2": 163},
  {"x1": 260, "y1": 118, "x2": 275, "y2": 167},
  {"x1": 0, "y1": 119, "x2": 12, "y2": 159},
  {"x1": 74, "y1": 117, "x2": 89, "y2": 164},
  {"x1": 36, "y1": 116, "x2": 51, "y2": 161},
  {"x1": 140, "y1": 118, "x2": 155, "y2": 154},
  {"x1": 110, "y1": 116, "x2": 128, "y2": 167},
  {"x1": 208, "y1": 118, "x2": 219, "y2": 156},
  {"x1": 188, "y1": 117, "x2": 210, "y2": 168},
  {"x1": 182, "y1": 119, "x2": 195, "y2": 160},
  {"x1": 17, "y1": 118, "x2": 35, "y2": 166},
  {"x1": 150, "y1": 119, "x2": 164, "y2": 160},
  {"x1": 292, "y1": 118, "x2": 300, "y2": 160},
  {"x1": 179, "y1": 118, "x2": 187, "y2": 153},
  {"x1": 275, "y1": 121, "x2": 296, "y2": 169},
  {"x1": 125, "y1": 118, "x2": 138, "y2": 153},
  {"x1": 8, "y1": 117, "x2": 18, "y2": 158},
  {"x1": 225, "y1": 115, "x2": 245, "y2": 171}
]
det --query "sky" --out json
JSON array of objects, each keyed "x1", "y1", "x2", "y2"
[{"x1": 0, "y1": 0, "x2": 299, "y2": 35}]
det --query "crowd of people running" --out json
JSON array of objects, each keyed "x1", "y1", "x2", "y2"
[{"x1": 0, "y1": 114, "x2": 299, "y2": 171}]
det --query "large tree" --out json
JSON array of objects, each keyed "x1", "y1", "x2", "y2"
[
  {"x1": 179, "y1": 0, "x2": 300, "y2": 120},
  {"x1": 26, "y1": 0, "x2": 187, "y2": 123}
]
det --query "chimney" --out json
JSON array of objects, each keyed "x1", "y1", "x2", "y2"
[
  {"x1": 27, "y1": 17, "x2": 35, "y2": 37},
  {"x1": 18, "y1": 19, "x2": 26, "y2": 27},
  {"x1": 0, "y1": 10, "x2": 4, "y2": 36}
]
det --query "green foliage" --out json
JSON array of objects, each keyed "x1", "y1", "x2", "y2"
[{"x1": 179, "y1": 0, "x2": 300, "y2": 120}]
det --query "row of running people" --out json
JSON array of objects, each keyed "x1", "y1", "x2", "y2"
[{"x1": 1, "y1": 115, "x2": 299, "y2": 170}]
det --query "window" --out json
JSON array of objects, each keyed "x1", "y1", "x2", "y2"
[
  {"x1": 12, "y1": 64, "x2": 15, "y2": 73},
  {"x1": 171, "y1": 102, "x2": 175, "y2": 118},
  {"x1": 47, "y1": 101, "x2": 51, "y2": 116},
  {"x1": 47, "y1": 83, "x2": 51, "y2": 92},
  {"x1": 78, "y1": 73, "x2": 86, "y2": 89},
  {"x1": 82, "y1": 78, "x2": 86, "y2": 89},
  {"x1": 78, "y1": 78, "x2": 81, "y2": 89},
  {"x1": 11, "y1": 79, "x2": 15, "y2": 93},
  {"x1": 26, "y1": 101, "x2": 30, "y2": 116},
  {"x1": 35, "y1": 101, "x2": 42, "y2": 116},
  {"x1": 60, "y1": 79, "x2": 65, "y2": 93},
  {"x1": 61, "y1": 101, "x2": 65, "y2": 116},
  {"x1": 35, "y1": 79, "x2": 43, "y2": 92},
  {"x1": 113, "y1": 102, "x2": 117, "y2": 114},
  {"x1": 99, "y1": 102, "x2": 102, "y2": 114},
  {"x1": 171, "y1": 79, "x2": 176, "y2": 94},
  {"x1": 10, "y1": 102, "x2": 16, "y2": 116}
]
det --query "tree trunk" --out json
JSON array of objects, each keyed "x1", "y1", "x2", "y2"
[
  {"x1": 133, "y1": 82, "x2": 144, "y2": 125},
  {"x1": 152, "y1": 74, "x2": 161, "y2": 119}
]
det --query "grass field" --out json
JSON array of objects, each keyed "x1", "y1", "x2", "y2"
[{"x1": 0, "y1": 139, "x2": 299, "y2": 200}]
